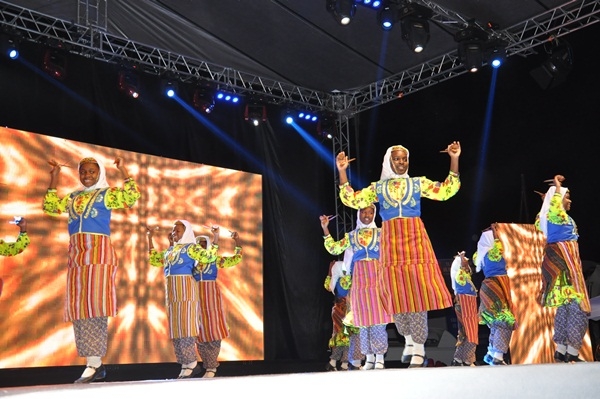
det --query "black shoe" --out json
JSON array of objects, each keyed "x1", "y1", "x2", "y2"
[
  {"x1": 491, "y1": 358, "x2": 507, "y2": 366},
  {"x1": 554, "y1": 351, "x2": 566, "y2": 363},
  {"x1": 74, "y1": 364, "x2": 106, "y2": 384},
  {"x1": 401, "y1": 345, "x2": 413, "y2": 363},
  {"x1": 177, "y1": 363, "x2": 202, "y2": 379},
  {"x1": 347, "y1": 363, "x2": 361, "y2": 370},
  {"x1": 325, "y1": 363, "x2": 337, "y2": 371},
  {"x1": 451, "y1": 359, "x2": 465, "y2": 366},
  {"x1": 565, "y1": 353, "x2": 585, "y2": 363}
]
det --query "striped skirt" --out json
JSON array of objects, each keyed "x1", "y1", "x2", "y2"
[
  {"x1": 455, "y1": 294, "x2": 479, "y2": 344},
  {"x1": 350, "y1": 259, "x2": 392, "y2": 327},
  {"x1": 198, "y1": 281, "x2": 230, "y2": 342},
  {"x1": 65, "y1": 233, "x2": 118, "y2": 322},
  {"x1": 541, "y1": 240, "x2": 590, "y2": 313},
  {"x1": 478, "y1": 275, "x2": 516, "y2": 327},
  {"x1": 165, "y1": 275, "x2": 200, "y2": 339},
  {"x1": 378, "y1": 217, "x2": 453, "y2": 313}
]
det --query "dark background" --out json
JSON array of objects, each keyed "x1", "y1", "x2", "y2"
[{"x1": 1, "y1": 22, "x2": 599, "y2": 369}]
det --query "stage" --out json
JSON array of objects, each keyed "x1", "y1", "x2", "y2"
[{"x1": 1, "y1": 362, "x2": 599, "y2": 399}]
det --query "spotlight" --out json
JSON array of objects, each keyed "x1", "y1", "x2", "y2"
[
  {"x1": 317, "y1": 112, "x2": 338, "y2": 140},
  {"x1": 118, "y1": 70, "x2": 140, "y2": 99},
  {"x1": 298, "y1": 110, "x2": 319, "y2": 122},
  {"x1": 0, "y1": 34, "x2": 19, "y2": 60},
  {"x1": 399, "y1": 2, "x2": 433, "y2": 53},
  {"x1": 530, "y1": 40, "x2": 573, "y2": 90},
  {"x1": 282, "y1": 109, "x2": 295, "y2": 125},
  {"x1": 215, "y1": 90, "x2": 241, "y2": 104},
  {"x1": 193, "y1": 86, "x2": 215, "y2": 113},
  {"x1": 161, "y1": 79, "x2": 178, "y2": 98},
  {"x1": 244, "y1": 104, "x2": 268, "y2": 126},
  {"x1": 326, "y1": 0, "x2": 357, "y2": 25},
  {"x1": 377, "y1": 1, "x2": 398, "y2": 31},
  {"x1": 455, "y1": 26, "x2": 488, "y2": 73},
  {"x1": 486, "y1": 41, "x2": 507, "y2": 69},
  {"x1": 42, "y1": 48, "x2": 68, "y2": 80}
]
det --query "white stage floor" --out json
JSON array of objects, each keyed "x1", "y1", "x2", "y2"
[{"x1": 2, "y1": 362, "x2": 599, "y2": 399}]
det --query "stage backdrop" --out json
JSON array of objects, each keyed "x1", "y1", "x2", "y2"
[
  {"x1": 0, "y1": 127, "x2": 264, "y2": 367},
  {"x1": 498, "y1": 223, "x2": 592, "y2": 363}
]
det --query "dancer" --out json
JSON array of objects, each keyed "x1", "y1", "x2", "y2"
[
  {"x1": 449, "y1": 251, "x2": 478, "y2": 366},
  {"x1": 323, "y1": 259, "x2": 359, "y2": 371},
  {"x1": 0, "y1": 217, "x2": 29, "y2": 257},
  {"x1": 321, "y1": 204, "x2": 391, "y2": 370},
  {"x1": 473, "y1": 223, "x2": 516, "y2": 366},
  {"x1": 193, "y1": 231, "x2": 242, "y2": 378},
  {"x1": 336, "y1": 142, "x2": 460, "y2": 367},
  {"x1": 43, "y1": 157, "x2": 140, "y2": 383},
  {"x1": 148, "y1": 221, "x2": 219, "y2": 378},
  {"x1": 537, "y1": 174, "x2": 590, "y2": 362}
]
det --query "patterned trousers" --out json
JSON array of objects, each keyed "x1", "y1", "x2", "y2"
[
  {"x1": 554, "y1": 301, "x2": 588, "y2": 350},
  {"x1": 488, "y1": 320, "x2": 513, "y2": 354},
  {"x1": 72, "y1": 317, "x2": 108, "y2": 357},
  {"x1": 173, "y1": 336, "x2": 198, "y2": 365},
  {"x1": 359, "y1": 324, "x2": 389, "y2": 355},
  {"x1": 393, "y1": 311, "x2": 428, "y2": 344},
  {"x1": 197, "y1": 339, "x2": 221, "y2": 369}
]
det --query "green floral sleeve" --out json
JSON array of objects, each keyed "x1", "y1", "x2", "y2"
[
  {"x1": 420, "y1": 172, "x2": 460, "y2": 201},
  {"x1": 323, "y1": 233, "x2": 350, "y2": 255},
  {"x1": 339, "y1": 182, "x2": 377, "y2": 210},
  {"x1": 42, "y1": 189, "x2": 71, "y2": 216},
  {"x1": 487, "y1": 239, "x2": 504, "y2": 262},
  {"x1": 0, "y1": 233, "x2": 30, "y2": 257},
  {"x1": 216, "y1": 247, "x2": 243, "y2": 269},
  {"x1": 105, "y1": 179, "x2": 141, "y2": 209},
  {"x1": 188, "y1": 243, "x2": 218, "y2": 264},
  {"x1": 548, "y1": 193, "x2": 569, "y2": 225},
  {"x1": 149, "y1": 248, "x2": 166, "y2": 267}
]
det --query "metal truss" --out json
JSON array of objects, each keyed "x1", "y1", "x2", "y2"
[
  {"x1": 331, "y1": 114, "x2": 356, "y2": 241},
  {"x1": 336, "y1": 0, "x2": 600, "y2": 115},
  {"x1": 1, "y1": 0, "x2": 598, "y2": 115}
]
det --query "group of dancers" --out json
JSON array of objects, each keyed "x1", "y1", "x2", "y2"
[{"x1": 320, "y1": 142, "x2": 590, "y2": 370}]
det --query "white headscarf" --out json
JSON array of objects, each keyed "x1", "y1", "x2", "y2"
[
  {"x1": 342, "y1": 204, "x2": 378, "y2": 273},
  {"x1": 450, "y1": 256, "x2": 462, "y2": 294},
  {"x1": 329, "y1": 260, "x2": 345, "y2": 292},
  {"x1": 380, "y1": 145, "x2": 410, "y2": 180},
  {"x1": 195, "y1": 235, "x2": 212, "y2": 247},
  {"x1": 538, "y1": 185, "x2": 568, "y2": 236},
  {"x1": 78, "y1": 157, "x2": 109, "y2": 192},
  {"x1": 474, "y1": 230, "x2": 494, "y2": 273},
  {"x1": 174, "y1": 220, "x2": 196, "y2": 244}
]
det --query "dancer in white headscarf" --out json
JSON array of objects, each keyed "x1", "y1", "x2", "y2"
[
  {"x1": 336, "y1": 142, "x2": 461, "y2": 367},
  {"x1": 473, "y1": 223, "x2": 516, "y2": 366},
  {"x1": 321, "y1": 204, "x2": 391, "y2": 370},
  {"x1": 44, "y1": 156, "x2": 140, "y2": 383},
  {"x1": 148, "y1": 220, "x2": 220, "y2": 379},
  {"x1": 536, "y1": 175, "x2": 590, "y2": 363}
]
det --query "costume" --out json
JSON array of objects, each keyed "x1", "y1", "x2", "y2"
[
  {"x1": 537, "y1": 185, "x2": 590, "y2": 362},
  {"x1": 473, "y1": 230, "x2": 516, "y2": 365},
  {"x1": 339, "y1": 145, "x2": 458, "y2": 367},
  {"x1": 324, "y1": 206, "x2": 391, "y2": 370},
  {"x1": 149, "y1": 220, "x2": 218, "y2": 377},
  {"x1": 192, "y1": 234, "x2": 242, "y2": 378},
  {"x1": 0, "y1": 232, "x2": 30, "y2": 256},
  {"x1": 42, "y1": 157, "x2": 140, "y2": 377},
  {"x1": 449, "y1": 255, "x2": 478, "y2": 366}
]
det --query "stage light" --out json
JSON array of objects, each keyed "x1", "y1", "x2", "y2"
[
  {"x1": 215, "y1": 90, "x2": 241, "y2": 104},
  {"x1": 377, "y1": 1, "x2": 398, "y2": 31},
  {"x1": 357, "y1": 0, "x2": 382, "y2": 8},
  {"x1": 118, "y1": 70, "x2": 140, "y2": 99},
  {"x1": 42, "y1": 48, "x2": 68, "y2": 80},
  {"x1": 487, "y1": 42, "x2": 507, "y2": 69},
  {"x1": 317, "y1": 112, "x2": 338, "y2": 140},
  {"x1": 161, "y1": 79, "x2": 178, "y2": 98},
  {"x1": 0, "y1": 34, "x2": 19, "y2": 60},
  {"x1": 193, "y1": 86, "x2": 215, "y2": 113},
  {"x1": 282, "y1": 109, "x2": 295, "y2": 125},
  {"x1": 326, "y1": 0, "x2": 357, "y2": 25},
  {"x1": 244, "y1": 104, "x2": 268, "y2": 126},
  {"x1": 399, "y1": 2, "x2": 432, "y2": 53},
  {"x1": 298, "y1": 111, "x2": 318, "y2": 122},
  {"x1": 455, "y1": 26, "x2": 489, "y2": 73},
  {"x1": 530, "y1": 40, "x2": 573, "y2": 90}
]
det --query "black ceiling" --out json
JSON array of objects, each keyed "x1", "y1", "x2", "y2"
[{"x1": 4, "y1": 0, "x2": 597, "y2": 98}]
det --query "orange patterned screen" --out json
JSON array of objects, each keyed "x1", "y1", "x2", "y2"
[
  {"x1": 0, "y1": 127, "x2": 264, "y2": 367},
  {"x1": 499, "y1": 223, "x2": 591, "y2": 363}
]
